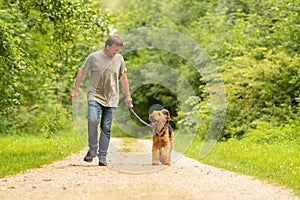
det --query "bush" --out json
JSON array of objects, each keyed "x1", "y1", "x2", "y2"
[
  {"x1": 0, "y1": 113, "x2": 19, "y2": 135},
  {"x1": 221, "y1": 51, "x2": 299, "y2": 138},
  {"x1": 243, "y1": 117, "x2": 300, "y2": 145}
]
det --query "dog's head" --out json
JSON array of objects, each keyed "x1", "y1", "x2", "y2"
[{"x1": 149, "y1": 109, "x2": 171, "y2": 125}]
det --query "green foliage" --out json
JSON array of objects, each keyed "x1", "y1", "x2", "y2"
[
  {"x1": 0, "y1": 0, "x2": 112, "y2": 134},
  {"x1": 19, "y1": 103, "x2": 71, "y2": 137},
  {"x1": 187, "y1": 0, "x2": 299, "y2": 138},
  {"x1": 97, "y1": 0, "x2": 299, "y2": 140},
  {"x1": 222, "y1": 51, "x2": 300, "y2": 138},
  {"x1": 0, "y1": 3, "x2": 29, "y2": 132},
  {"x1": 243, "y1": 119, "x2": 300, "y2": 145},
  {"x1": 241, "y1": 0, "x2": 300, "y2": 54},
  {"x1": 177, "y1": 95, "x2": 211, "y2": 140},
  {"x1": 1, "y1": 0, "x2": 297, "y2": 139}
]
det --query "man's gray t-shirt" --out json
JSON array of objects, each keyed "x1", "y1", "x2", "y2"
[{"x1": 82, "y1": 50, "x2": 126, "y2": 107}]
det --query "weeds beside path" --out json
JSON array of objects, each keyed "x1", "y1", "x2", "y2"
[{"x1": 0, "y1": 138, "x2": 299, "y2": 200}]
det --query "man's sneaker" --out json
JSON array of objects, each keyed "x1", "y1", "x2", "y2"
[
  {"x1": 83, "y1": 149, "x2": 97, "y2": 162},
  {"x1": 98, "y1": 155, "x2": 107, "y2": 166}
]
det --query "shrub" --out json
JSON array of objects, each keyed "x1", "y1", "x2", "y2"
[{"x1": 221, "y1": 51, "x2": 299, "y2": 138}]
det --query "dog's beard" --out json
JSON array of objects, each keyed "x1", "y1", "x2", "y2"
[{"x1": 150, "y1": 121, "x2": 158, "y2": 127}]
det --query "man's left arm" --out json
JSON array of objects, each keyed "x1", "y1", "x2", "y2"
[{"x1": 120, "y1": 73, "x2": 133, "y2": 107}]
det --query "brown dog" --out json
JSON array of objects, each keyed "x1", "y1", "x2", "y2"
[{"x1": 149, "y1": 109, "x2": 174, "y2": 165}]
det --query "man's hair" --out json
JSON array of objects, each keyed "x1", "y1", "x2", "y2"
[{"x1": 105, "y1": 35, "x2": 123, "y2": 47}]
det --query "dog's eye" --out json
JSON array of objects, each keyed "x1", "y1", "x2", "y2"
[{"x1": 162, "y1": 111, "x2": 168, "y2": 116}]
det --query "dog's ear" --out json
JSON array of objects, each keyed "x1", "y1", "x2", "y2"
[{"x1": 161, "y1": 109, "x2": 171, "y2": 121}]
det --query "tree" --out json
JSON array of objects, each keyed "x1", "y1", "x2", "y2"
[{"x1": 0, "y1": 0, "x2": 112, "y2": 134}]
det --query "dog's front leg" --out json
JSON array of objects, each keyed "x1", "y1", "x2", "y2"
[
  {"x1": 168, "y1": 142, "x2": 173, "y2": 164},
  {"x1": 160, "y1": 146, "x2": 171, "y2": 165},
  {"x1": 152, "y1": 149, "x2": 160, "y2": 165}
]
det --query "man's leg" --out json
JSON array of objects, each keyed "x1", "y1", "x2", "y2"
[
  {"x1": 98, "y1": 106, "x2": 115, "y2": 166},
  {"x1": 84, "y1": 100, "x2": 101, "y2": 162}
]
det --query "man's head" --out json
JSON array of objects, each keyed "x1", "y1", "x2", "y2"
[
  {"x1": 104, "y1": 35, "x2": 123, "y2": 57},
  {"x1": 105, "y1": 35, "x2": 123, "y2": 47}
]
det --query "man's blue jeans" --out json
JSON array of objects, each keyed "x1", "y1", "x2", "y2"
[{"x1": 88, "y1": 100, "x2": 116, "y2": 157}]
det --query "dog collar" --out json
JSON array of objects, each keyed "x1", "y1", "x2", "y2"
[{"x1": 155, "y1": 124, "x2": 168, "y2": 137}]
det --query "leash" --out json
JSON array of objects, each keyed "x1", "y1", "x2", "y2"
[
  {"x1": 129, "y1": 108, "x2": 173, "y2": 140},
  {"x1": 129, "y1": 108, "x2": 153, "y2": 128}
]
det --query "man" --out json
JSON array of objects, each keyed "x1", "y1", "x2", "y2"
[{"x1": 70, "y1": 35, "x2": 133, "y2": 166}]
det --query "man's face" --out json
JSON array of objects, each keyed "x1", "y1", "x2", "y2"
[{"x1": 105, "y1": 44, "x2": 121, "y2": 57}]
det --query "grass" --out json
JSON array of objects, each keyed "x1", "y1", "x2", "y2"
[
  {"x1": 120, "y1": 137, "x2": 137, "y2": 152},
  {"x1": 0, "y1": 130, "x2": 83, "y2": 178},
  {"x1": 186, "y1": 138, "x2": 300, "y2": 197}
]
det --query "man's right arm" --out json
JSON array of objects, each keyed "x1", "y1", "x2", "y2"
[{"x1": 70, "y1": 68, "x2": 87, "y2": 102}]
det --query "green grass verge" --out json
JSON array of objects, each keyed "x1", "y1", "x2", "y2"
[
  {"x1": 186, "y1": 139, "x2": 300, "y2": 197},
  {"x1": 120, "y1": 137, "x2": 137, "y2": 152},
  {"x1": 0, "y1": 130, "x2": 83, "y2": 178}
]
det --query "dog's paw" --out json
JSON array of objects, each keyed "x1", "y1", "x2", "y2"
[{"x1": 163, "y1": 161, "x2": 171, "y2": 165}]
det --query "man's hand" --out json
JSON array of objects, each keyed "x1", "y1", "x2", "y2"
[
  {"x1": 125, "y1": 98, "x2": 133, "y2": 108},
  {"x1": 70, "y1": 90, "x2": 78, "y2": 102}
]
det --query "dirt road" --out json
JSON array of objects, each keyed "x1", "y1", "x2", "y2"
[{"x1": 0, "y1": 138, "x2": 299, "y2": 200}]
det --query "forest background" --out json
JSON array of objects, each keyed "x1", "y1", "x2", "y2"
[{"x1": 0, "y1": 0, "x2": 299, "y2": 195}]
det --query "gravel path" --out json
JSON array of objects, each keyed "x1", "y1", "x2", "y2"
[{"x1": 0, "y1": 138, "x2": 299, "y2": 200}]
